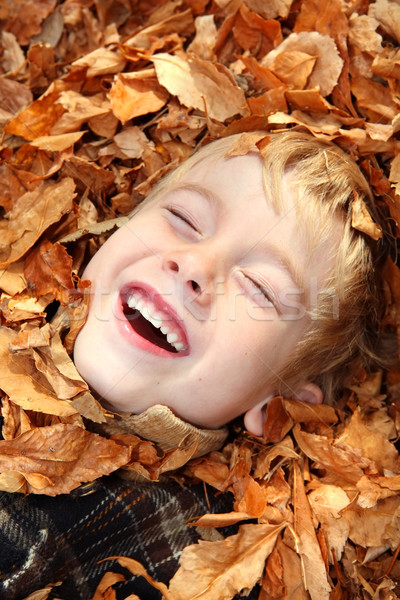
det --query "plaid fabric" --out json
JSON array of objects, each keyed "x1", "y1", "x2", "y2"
[{"x1": 0, "y1": 474, "x2": 255, "y2": 600}]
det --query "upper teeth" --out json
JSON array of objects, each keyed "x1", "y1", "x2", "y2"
[{"x1": 127, "y1": 293, "x2": 186, "y2": 352}]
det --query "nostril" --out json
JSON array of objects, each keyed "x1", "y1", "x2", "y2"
[
  {"x1": 167, "y1": 260, "x2": 179, "y2": 273},
  {"x1": 190, "y1": 280, "x2": 200, "y2": 292}
]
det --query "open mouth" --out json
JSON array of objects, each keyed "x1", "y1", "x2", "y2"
[{"x1": 121, "y1": 288, "x2": 188, "y2": 354}]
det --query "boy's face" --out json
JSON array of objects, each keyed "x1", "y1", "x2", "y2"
[{"x1": 74, "y1": 151, "x2": 336, "y2": 433}]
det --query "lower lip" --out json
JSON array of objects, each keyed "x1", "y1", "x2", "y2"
[{"x1": 114, "y1": 294, "x2": 187, "y2": 358}]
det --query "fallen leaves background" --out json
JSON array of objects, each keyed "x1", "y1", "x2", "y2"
[{"x1": 2, "y1": 0, "x2": 400, "y2": 598}]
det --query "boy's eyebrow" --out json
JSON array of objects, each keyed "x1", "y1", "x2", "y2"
[
  {"x1": 258, "y1": 240, "x2": 305, "y2": 292},
  {"x1": 173, "y1": 182, "x2": 220, "y2": 210}
]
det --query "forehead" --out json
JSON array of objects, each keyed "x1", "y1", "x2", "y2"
[{"x1": 178, "y1": 151, "x2": 265, "y2": 202}]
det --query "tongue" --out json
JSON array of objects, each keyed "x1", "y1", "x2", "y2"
[{"x1": 125, "y1": 307, "x2": 178, "y2": 353}]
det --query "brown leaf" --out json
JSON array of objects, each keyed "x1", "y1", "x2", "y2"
[
  {"x1": 91, "y1": 571, "x2": 126, "y2": 600},
  {"x1": 72, "y1": 47, "x2": 126, "y2": 77},
  {"x1": 101, "y1": 556, "x2": 174, "y2": 600},
  {"x1": 271, "y1": 535, "x2": 309, "y2": 600},
  {"x1": 0, "y1": 423, "x2": 131, "y2": 495},
  {"x1": 2, "y1": 0, "x2": 57, "y2": 46},
  {"x1": 293, "y1": 424, "x2": 374, "y2": 485},
  {"x1": 51, "y1": 91, "x2": 111, "y2": 135},
  {"x1": 283, "y1": 398, "x2": 338, "y2": 426},
  {"x1": 29, "y1": 131, "x2": 85, "y2": 152},
  {"x1": 268, "y1": 50, "x2": 317, "y2": 89},
  {"x1": 0, "y1": 292, "x2": 51, "y2": 323},
  {"x1": 31, "y1": 330, "x2": 89, "y2": 400},
  {"x1": 189, "y1": 512, "x2": 255, "y2": 528},
  {"x1": 186, "y1": 453, "x2": 230, "y2": 491},
  {"x1": 24, "y1": 240, "x2": 76, "y2": 305},
  {"x1": 233, "y1": 474, "x2": 268, "y2": 517},
  {"x1": 1, "y1": 396, "x2": 32, "y2": 440},
  {"x1": 70, "y1": 391, "x2": 108, "y2": 424},
  {"x1": 0, "y1": 177, "x2": 75, "y2": 267},
  {"x1": 337, "y1": 409, "x2": 399, "y2": 474},
  {"x1": 4, "y1": 85, "x2": 66, "y2": 140},
  {"x1": 261, "y1": 31, "x2": 343, "y2": 96},
  {"x1": 169, "y1": 522, "x2": 285, "y2": 600},
  {"x1": 0, "y1": 77, "x2": 33, "y2": 117},
  {"x1": 21, "y1": 582, "x2": 61, "y2": 600},
  {"x1": 152, "y1": 53, "x2": 248, "y2": 122},
  {"x1": 233, "y1": 4, "x2": 283, "y2": 57},
  {"x1": 293, "y1": 461, "x2": 331, "y2": 599},
  {"x1": 0, "y1": 326, "x2": 78, "y2": 417},
  {"x1": 263, "y1": 396, "x2": 293, "y2": 444},
  {"x1": 356, "y1": 474, "x2": 400, "y2": 508},
  {"x1": 109, "y1": 71, "x2": 169, "y2": 124},
  {"x1": 187, "y1": 15, "x2": 218, "y2": 60},
  {"x1": 307, "y1": 483, "x2": 350, "y2": 562},
  {"x1": 350, "y1": 72, "x2": 398, "y2": 122},
  {"x1": 342, "y1": 496, "x2": 400, "y2": 549},
  {"x1": 351, "y1": 195, "x2": 383, "y2": 241},
  {"x1": 261, "y1": 545, "x2": 285, "y2": 599},
  {"x1": 0, "y1": 260, "x2": 27, "y2": 295},
  {"x1": 243, "y1": 0, "x2": 293, "y2": 20},
  {"x1": 348, "y1": 13, "x2": 382, "y2": 54},
  {"x1": 369, "y1": 0, "x2": 400, "y2": 45}
]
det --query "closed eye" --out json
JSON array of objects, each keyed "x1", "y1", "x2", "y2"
[
  {"x1": 243, "y1": 273, "x2": 277, "y2": 309},
  {"x1": 168, "y1": 207, "x2": 198, "y2": 230}
]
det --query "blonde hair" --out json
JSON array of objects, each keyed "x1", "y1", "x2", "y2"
[{"x1": 136, "y1": 130, "x2": 386, "y2": 403}]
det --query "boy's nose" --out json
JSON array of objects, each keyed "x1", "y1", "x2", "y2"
[{"x1": 162, "y1": 250, "x2": 217, "y2": 305}]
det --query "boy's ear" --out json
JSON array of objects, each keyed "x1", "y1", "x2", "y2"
[
  {"x1": 243, "y1": 395, "x2": 274, "y2": 438},
  {"x1": 294, "y1": 381, "x2": 323, "y2": 406},
  {"x1": 243, "y1": 382, "x2": 323, "y2": 438}
]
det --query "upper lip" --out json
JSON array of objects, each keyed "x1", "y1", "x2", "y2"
[{"x1": 120, "y1": 281, "x2": 189, "y2": 349}]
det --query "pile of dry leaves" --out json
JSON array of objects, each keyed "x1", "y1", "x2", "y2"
[{"x1": 1, "y1": 0, "x2": 400, "y2": 598}]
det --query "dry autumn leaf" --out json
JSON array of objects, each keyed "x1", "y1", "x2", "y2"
[
  {"x1": 0, "y1": 177, "x2": 75, "y2": 267},
  {"x1": 101, "y1": 557, "x2": 174, "y2": 600},
  {"x1": 0, "y1": 423, "x2": 131, "y2": 495},
  {"x1": 152, "y1": 53, "x2": 248, "y2": 122},
  {"x1": 169, "y1": 522, "x2": 286, "y2": 600},
  {"x1": 292, "y1": 462, "x2": 332, "y2": 600}
]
